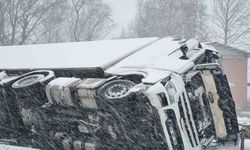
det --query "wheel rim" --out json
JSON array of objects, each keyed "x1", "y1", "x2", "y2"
[
  {"x1": 105, "y1": 83, "x2": 129, "y2": 99},
  {"x1": 101, "y1": 80, "x2": 135, "y2": 99}
]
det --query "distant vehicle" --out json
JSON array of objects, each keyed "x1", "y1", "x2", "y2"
[{"x1": 0, "y1": 37, "x2": 239, "y2": 150}]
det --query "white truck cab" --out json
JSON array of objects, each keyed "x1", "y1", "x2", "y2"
[{"x1": 104, "y1": 37, "x2": 238, "y2": 149}]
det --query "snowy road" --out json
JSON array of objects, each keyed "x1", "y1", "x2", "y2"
[
  {"x1": 0, "y1": 141, "x2": 249, "y2": 150},
  {"x1": 0, "y1": 141, "x2": 249, "y2": 149},
  {"x1": 0, "y1": 144, "x2": 39, "y2": 150},
  {"x1": 208, "y1": 140, "x2": 250, "y2": 150}
]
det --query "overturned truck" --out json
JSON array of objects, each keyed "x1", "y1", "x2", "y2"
[{"x1": 0, "y1": 37, "x2": 239, "y2": 150}]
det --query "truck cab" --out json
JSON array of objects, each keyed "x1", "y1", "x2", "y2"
[{"x1": 105, "y1": 37, "x2": 239, "y2": 149}]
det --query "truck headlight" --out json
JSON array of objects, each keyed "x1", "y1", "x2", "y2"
[{"x1": 165, "y1": 82, "x2": 176, "y2": 104}]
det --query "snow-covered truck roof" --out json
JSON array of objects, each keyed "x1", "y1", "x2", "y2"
[
  {"x1": 106, "y1": 37, "x2": 207, "y2": 75},
  {"x1": 0, "y1": 37, "x2": 214, "y2": 79},
  {"x1": 0, "y1": 38, "x2": 158, "y2": 70}
]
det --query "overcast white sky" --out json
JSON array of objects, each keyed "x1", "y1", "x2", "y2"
[{"x1": 104, "y1": 0, "x2": 137, "y2": 38}]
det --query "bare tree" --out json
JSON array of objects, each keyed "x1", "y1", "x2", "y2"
[
  {"x1": 69, "y1": 0, "x2": 115, "y2": 41},
  {"x1": 37, "y1": 0, "x2": 69, "y2": 43},
  {"x1": 119, "y1": 22, "x2": 137, "y2": 39},
  {"x1": 133, "y1": 0, "x2": 182, "y2": 38},
  {"x1": 0, "y1": 0, "x2": 115, "y2": 45},
  {"x1": 212, "y1": 0, "x2": 250, "y2": 45},
  {"x1": 0, "y1": 0, "x2": 59, "y2": 45},
  {"x1": 180, "y1": 0, "x2": 209, "y2": 40},
  {"x1": 0, "y1": 0, "x2": 9, "y2": 45},
  {"x1": 122, "y1": 0, "x2": 208, "y2": 40}
]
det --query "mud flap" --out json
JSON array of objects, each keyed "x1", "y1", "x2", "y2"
[{"x1": 201, "y1": 70, "x2": 227, "y2": 139}]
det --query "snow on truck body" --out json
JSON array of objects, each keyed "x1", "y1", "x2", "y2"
[
  {"x1": 0, "y1": 37, "x2": 239, "y2": 150},
  {"x1": 0, "y1": 37, "x2": 158, "y2": 69}
]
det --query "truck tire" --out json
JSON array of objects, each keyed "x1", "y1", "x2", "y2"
[
  {"x1": 11, "y1": 70, "x2": 55, "y2": 130},
  {"x1": 96, "y1": 79, "x2": 135, "y2": 111},
  {"x1": 97, "y1": 79, "x2": 135, "y2": 101},
  {"x1": 12, "y1": 70, "x2": 55, "y2": 108}
]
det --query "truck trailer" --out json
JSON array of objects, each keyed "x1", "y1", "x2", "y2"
[{"x1": 0, "y1": 37, "x2": 239, "y2": 150}]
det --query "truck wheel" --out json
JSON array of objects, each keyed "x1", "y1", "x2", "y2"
[
  {"x1": 96, "y1": 79, "x2": 135, "y2": 111},
  {"x1": 12, "y1": 74, "x2": 45, "y2": 89},
  {"x1": 10, "y1": 70, "x2": 55, "y2": 136},
  {"x1": 97, "y1": 80, "x2": 135, "y2": 101},
  {"x1": 12, "y1": 70, "x2": 55, "y2": 89},
  {"x1": 11, "y1": 70, "x2": 55, "y2": 112}
]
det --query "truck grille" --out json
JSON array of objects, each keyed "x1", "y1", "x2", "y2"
[
  {"x1": 165, "y1": 109, "x2": 184, "y2": 150},
  {"x1": 178, "y1": 97, "x2": 194, "y2": 147},
  {"x1": 181, "y1": 92, "x2": 198, "y2": 146}
]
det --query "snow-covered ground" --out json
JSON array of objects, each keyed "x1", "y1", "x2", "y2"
[
  {"x1": 207, "y1": 141, "x2": 250, "y2": 150},
  {"x1": 0, "y1": 144, "x2": 38, "y2": 150},
  {"x1": 1, "y1": 141, "x2": 249, "y2": 150}
]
